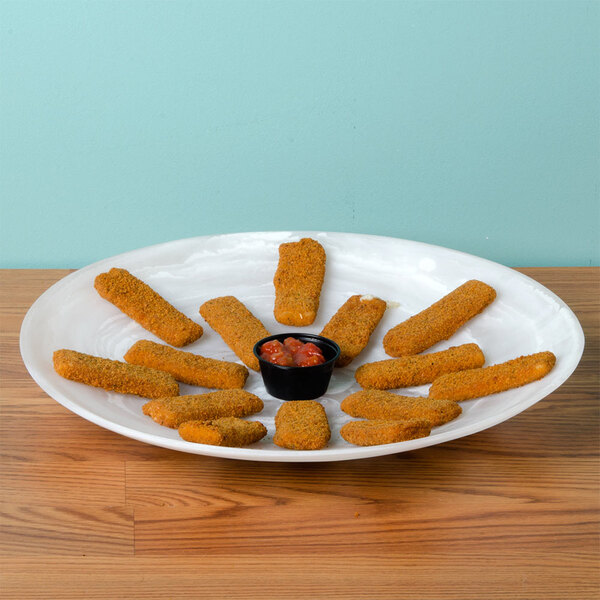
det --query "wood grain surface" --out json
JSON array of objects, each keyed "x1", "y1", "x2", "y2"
[{"x1": 1, "y1": 268, "x2": 598, "y2": 599}]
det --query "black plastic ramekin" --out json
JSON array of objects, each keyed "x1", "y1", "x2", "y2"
[{"x1": 253, "y1": 333, "x2": 341, "y2": 401}]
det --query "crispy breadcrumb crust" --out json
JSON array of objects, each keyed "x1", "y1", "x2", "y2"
[
  {"x1": 142, "y1": 390, "x2": 264, "y2": 428},
  {"x1": 429, "y1": 351, "x2": 556, "y2": 401},
  {"x1": 94, "y1": 268, "x2": 202, "y2": 347},
  {"x1": 320, "y1": 295, "x2": 387, "y2": 367},
  {"x1": 273, "y1": 400, "x2": 331, "y2": 450},
  {"x1": 273, "y1": 238, "x2": 326, "y2": 326},
  {"x1": 53, "y1": 349, "x2": 179, "y2": 399},
  {"x1": 383, "y1": 280, "x2": 496, "y2": 357},
  {"x1": 341, "y1": 390, "x2": 461, "y2": 426},
  {"x1": 199, "y1": 296, "x2": 269, "y2": 371},
  {"x1": 124, "y1": 339, "x2": 248, "y2": 389},
  {"x1": 340, "y1": 419, "x2": 432, "y2": 446},
  {"x1": 355, "y1": 343, "x2": 484, "y2": 389},
  {"x1": 178, "y1": 417, "x2": 267, "y2": 447}
]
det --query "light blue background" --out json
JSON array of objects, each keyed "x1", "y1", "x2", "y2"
[{"x1": 1, "y1": 0, "x2": 598, "y2": 268}]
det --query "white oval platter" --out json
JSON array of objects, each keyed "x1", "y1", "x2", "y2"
[{"x1": 20, "y1": 232, "x2": 584, "y2": 462}]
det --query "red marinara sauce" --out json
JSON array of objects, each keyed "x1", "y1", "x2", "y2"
[{"x1": 259, "y1": 337, "x2": 326, "y2": 367}]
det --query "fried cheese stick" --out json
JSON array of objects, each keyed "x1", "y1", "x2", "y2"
[
  {"x1": 199, "y1": 296, "x2": 269, "y2": 371},
  {"x1": 341, "y1": 390, "x2": 461, "y2": 427},
  {"x1": 320, "y1": 295, "x2": 387, "y2": 367},
  {"x1": 273, "y1": 238, "x2": 326, "y2": 326},
  {"x1": 383, "y1": 280, "x2": 496, "y2": 357},
  {"x1": 355, "y1": 343, "x2": 485, "y2": 389},
  {"x1": 429, "y1": 351, "x2": 556, "y2": 402},
  {"x1": 178, "y1": 417, "x2": 267, "y2": 447},
  {"x1": 142, "y1": 390, "x2": 264, "y2": 428},
  {"x1": 94, "y1": 268, "x2": 203, "y2": 347},
  {"x1": 273, "y1": 400, "x2": 331, "y2": 450},
  {"x1": 340, "y1": 419, "x2": 432, "y2": 446},
  {"x1": 53, "y1": 349, "x2": 179, "y2": 399},
  {"x1": 124, "y1": 340, "x2": 248, "y2": 389}
]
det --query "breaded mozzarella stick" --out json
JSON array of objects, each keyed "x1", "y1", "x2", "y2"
[
  {"x1": 94, "y1": 268, "x2": 202, "y2": 347},
  {"x1": 273, "y1": 400, "x2": 331, "y2": 450},
  {"x1": 200, "y1": 296, "x2": 270, "y2": 371},
  {"x1": 124, "y1": 340, "x2": 248, "y2": 389},
  {"x1": 142, "y1": 390, "x2": 263, "y2": 428},
  {"x1": 341, "y1": 390, "x2": 461, "y2": 427},
  {"x1": 178, "y1": 417, "x2": 267, "y2": 447},
  {"x1": 340, "y1": 419, "x2": 432, "y2": 446},
  {"x1": 199, "y1": 296, "x2": 269, "y2": 371},
  {"x1": 355, "y1": 343, "x2": 484, "y2": 389},
  {"x1": 273, "y1": 238, "x2": 326, "y2": 326},
  {"x1": 320, "y1": 295, "x2": 387, "y2": 367},
  {"x1": 53, "y1": 349, "x2": 178, "y2": 399},
  {"x1": 429, "y1": 351, "x2": 556, "y2": 401},
  {"x1": 383, "y1": 280, "x2": 496, "y2": 357}
]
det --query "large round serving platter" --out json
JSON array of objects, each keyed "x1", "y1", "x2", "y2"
[{"x1": 20, "y1": 232, "x2": 584, "y2": 462}]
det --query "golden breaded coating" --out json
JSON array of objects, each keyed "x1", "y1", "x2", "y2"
[
  {"x1": 142, "y1": 390, "x2": 263, "y2": 428},
  {"x1": 429, "y1": 351, "x2": 556, "y2": 402},
  {"x1": 178, "y1": 417, "x2": 267, "y2": 447},
  {"x1": 273, "y1": 400, "x2": 331, "y2": 450},
  {"x1": 355, "y1": 343, "x2": 485, "y2": 389},
  {"x1": 383, "y1": 280, "x2": 496, "y2": 357},
  {"x1": 53, "y1": 349, "x2": 178, "y2": 399},
  {"x1": 273, "y1": 238, "x2": 326, "y2": 326},
  {"x1": 124, "y1": 339, "x2": 248, "y2": 389},
  {"x1": 94, "y1": 268, "x2": 202, "y2": 347},
  {"x1": 341, "y1": 390, "x2": 461, "y2": 427},
  {"x1": 199, "y1": 296, "x2": 269, "y2": 371},
  {"x1": 320, "y1": 295, "x2": 387, "y2": 367},
  {"x1": 340, "y1": 419, "x2": 432, "y2": 446}
]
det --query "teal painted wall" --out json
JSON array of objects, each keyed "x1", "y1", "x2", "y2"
[{"x1": 1, "y1": 0, "x2": 598, "y2": 268}]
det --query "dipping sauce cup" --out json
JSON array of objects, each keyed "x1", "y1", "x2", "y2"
[{"x1": 253, "y1": 333, "x2": 340, "y2": 400}]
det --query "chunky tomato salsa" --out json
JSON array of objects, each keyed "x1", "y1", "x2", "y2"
[{"x1": 259, "y1": 337, "x2": 326, "y2": 367}]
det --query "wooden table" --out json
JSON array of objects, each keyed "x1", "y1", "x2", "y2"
[{"x1": 1, "y1": 268, "x2": 598, "y2": 599}]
